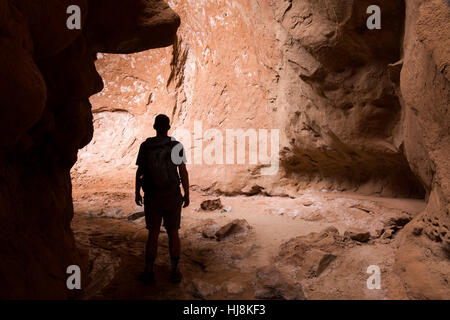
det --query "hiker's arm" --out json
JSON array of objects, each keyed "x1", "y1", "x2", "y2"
[
  {"x1": 135, "y1": 166, "x2": 144, "y2": 206},
  {"x1": 179, "y1": 163, "x2": 190, "y2": 208}
]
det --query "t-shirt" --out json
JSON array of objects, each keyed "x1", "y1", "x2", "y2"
[
  {"x1": 136, "y1": 136, "x2": 186, "y2": 168},
  {"x1": 136, "y1": 136, "x2": 186, "y2": 195}
]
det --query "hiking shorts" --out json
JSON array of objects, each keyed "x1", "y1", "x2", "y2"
[{"x1": 144, "y1": 193, "x2": 183, "y2": 231}]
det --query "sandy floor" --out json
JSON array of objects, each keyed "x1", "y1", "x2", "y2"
[{"x1": 72, "y1": 188, "x2": 425, "y2": 300}]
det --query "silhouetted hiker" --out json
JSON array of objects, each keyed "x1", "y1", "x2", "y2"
[{"x1": 135, "y1": 114, "x2": 190, "y2": 285}]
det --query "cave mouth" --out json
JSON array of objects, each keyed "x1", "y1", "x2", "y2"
[{"x1": 70, "y1": 45, "x2": 427, "y2": 299}]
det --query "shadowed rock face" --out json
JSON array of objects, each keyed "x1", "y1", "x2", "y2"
[
  {"x1": 275, "y1": 0, "x2": 423, "y2": 198},
  {"x1": 86, "y1": 0, "x2": 181, "y2": 53},
  {"x1": 0, "y1": 0, "x2": 179, "y2": 298}
]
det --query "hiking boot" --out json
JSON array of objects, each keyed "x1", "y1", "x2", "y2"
[
  {"x1": 170, "y1": 269, "x2": 183, "y2": 283},
  {"x1": 139, "y1": 271, "x2": 156, "y2": 285}
]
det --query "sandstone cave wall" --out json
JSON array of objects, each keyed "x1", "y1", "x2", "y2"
[
  {"x1": 0, "y1": 0, "x2": 180, "y2": 299},
  {"x1": 394, "y1": 0, "x2": 450, "y2": 299}
]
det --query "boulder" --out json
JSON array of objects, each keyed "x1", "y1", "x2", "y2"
[
  {"x1": 344, "y1": 228, "x2": 371, "y2": 243},
  {"x1": 201, "y1": 223, "x2": 220, "y2": 239},
  {"x1": 200, "y1": 198, "x2": 223, "y2": 211},
  {"x1": 215, "y1": 219, "x2": 251, "y2": 241},
  {"x1": 128, "y1": 211, "x2": 145, "y2": 221}
]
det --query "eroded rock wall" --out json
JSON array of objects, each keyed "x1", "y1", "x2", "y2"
[
  {"x1": 274, "y1": 0, "x2": 425, "y2": 198},
  {"x1": 0, "y1": 0, "x2": 179, "y2": 299},
  {"x1": 394, "y1": 0, "x2": 450, "y2": 299}
]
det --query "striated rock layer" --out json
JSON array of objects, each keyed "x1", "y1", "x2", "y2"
[{"x1": 0, "y1": 0, "x2": 180, "y2": 298}]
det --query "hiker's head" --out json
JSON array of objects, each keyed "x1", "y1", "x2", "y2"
[{"x1": 154, "y1": 114, "x2": 171, "y2": 135}]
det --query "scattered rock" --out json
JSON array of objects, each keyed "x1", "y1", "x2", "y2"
[
  {"x1": 221, "y1": 206, "x2": 232, "y2": 213},
  {"x1": 254, "y1": 266, "x2": 306, "y2": 300},
  {"x1": 373, "y1": 227, "x2": 385, "y2": 238},
  {"x1": 202, "y1": 223, "x2": 220, "y2": 239},
  {"x1": 200, "y1": 199, "x2": 223, "y2": 211},
  {"x1": 215, "y1": 219, "x2": 251, "y2": 241},
  {"x1": 382, "y1": 228, "x2": 395, "y2": 239},
  {"x1": 344, "y1": 228, "x2": 371, "y2": 242},
  {"x1": 242, "y1": 184, "x2": 264, "y2": 196},
  {"x1": 302, "y1": 201, "x2": 314, "y2": 207},
  {"x1": 128, "y1": 211, "x2": 145, "y2": 221},
  {"x1": 300, "y1": 211, "x2": 324, "y2": 221},
  {"x1": 386, "y1": 214, "x2": 412, "y2": 229}
]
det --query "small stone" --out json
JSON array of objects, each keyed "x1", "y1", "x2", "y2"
[
  {"x1": 374, "y1": 227, "x2": 384, "y2": 238},
  {"x1": 382, "y1": 228, "x2": 395, "y2": 239},
  {"x1": 221, "y1": 206, "x2": 232, "y2": 213},
  {"x1": 215, "y1": 219, "x2": 251, "y2": 241},
  {"x1": 344, "y1": 228, "x2": 371, "y2": 242},
  {"x1": 127, "y1": 211, "x2": 145, "y2": 221},
  {"x1": 200, "y1": 198, "x2": 223, "y2": 211},
  {"x1": 202, "y1": 224, "x2": 220, "y2": 239},
  {"x1": 301, "y1": 211, "x2": 324, "y2": 221},
  {"x1": 303, "y1": 201, "x2": 313, "y2": 207}
]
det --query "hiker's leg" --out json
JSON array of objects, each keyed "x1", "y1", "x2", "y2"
[
  {"x1": 145, "y1": 228, "x2": 160, "y2": 273},
  {"x1": 167, "y1": 228, "x2": 182, "y2": 283},
  {"x1": 165, "y1": 199, "x2": 183, "y2": 282},
  {"x1": 167, "y1": 228, "x2": 181, "y2": 259}
]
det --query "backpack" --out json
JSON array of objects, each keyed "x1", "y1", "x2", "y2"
[{"x1": 141, "y1": 137, "x2": 181, "y2": 195}]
